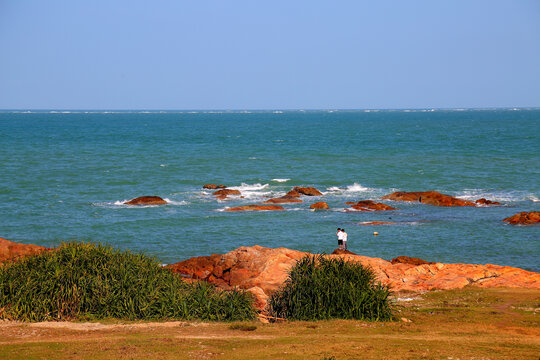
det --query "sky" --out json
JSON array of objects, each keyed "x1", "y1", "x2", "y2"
[{"x1": 1, "y1": 0, "x2": 539, "y2": 110}]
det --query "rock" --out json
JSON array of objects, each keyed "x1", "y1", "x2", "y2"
[
  {"x1": 391, "y1": 256, "x2": 434, "y2": 266},
  {"x1": 124, "y1": 196, "x2": 168, "y2": 205},
  {"x1": 203, "y1": 184, "x2": 227, "y2": 190},
  {"x1": 381, "y1": 191, "x2": 475, "y2": 207},
  {"x1": 475, "y1": 198, "x2": 501, "y2": 206},
  {"x1": 285, "y1": 190, "x2": 301, "y2": 198},
  {"x1": 331, "y1": 249, "x2": 357, "y2": 255},
  {"x1": 0, "y1": 237, "x2": 51, "y2": 263},
  {"x1": 310, "y1": 202, "x2": 329, "y2": 209},
  {"x1": 213, "y1": 189, "x2": 241, "y2": 196},
  {"x1": 292, "y1": 186, "x2": 323, "y2": 196},
  {"x1": 503, "y1": 212, "x2": 540, "y2": 225},
  {"x1": 263, "y1": 196, "x2": 303, "y2": 204},
  {"x1": 348, "y1": 200, "x2": 397, "y2": 211},
  {"x1": 225, "y1": 205, "x2": 285, "y2": 212},
  {"x1": 168, "y1": 246, "x2": 540, "y2": 310},
  {"x1": 216, "y1": 195, "x2": 228, "y2": 200}
]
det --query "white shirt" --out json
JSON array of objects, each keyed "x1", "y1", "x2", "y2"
[
  {"x1": 342, "y1": 232, "x2": 348, "y2": 242},
  {"x1": 337, "y1": 231, "x2": 344, "y2": 240}
]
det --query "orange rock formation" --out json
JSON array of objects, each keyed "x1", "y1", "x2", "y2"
[
  {"x1": 124, "y1": 196, "x2": 167, "y2": 205},
  {"x1": 0, "y1": 237, "x2": 51, "y2": 263},
  {"x1": 503, "y1": 211, "x2": 540, "y2": 225},
  {"x1": 167, "y1": 246, "x2": 540, "y2": 309}
]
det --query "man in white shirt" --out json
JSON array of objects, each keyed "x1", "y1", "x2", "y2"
[{"x1": 336, "y1": 228, "x2": 344, "y2": 249}]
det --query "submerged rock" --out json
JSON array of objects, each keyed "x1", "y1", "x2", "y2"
[
  {"x1": 503, "y1": 211, "x2": 540, "y2": 225},
  {"x1": 310, "y1": 201, "x2": 330, "y2": 209},
  {"x1": 348, "y1": 200, "x2": 397, "y2": 211},
  {"x1": 263, "y1": 196, "x2": 303, "y2": 204},
  {"x1": 358, "y1": 221, "x2": 397, "y2": 226},
  {"x1": 381, "y1": 191, "x2": 475, "y2": 207},
  {"x1": 124, "y1": 196, "x2": 167, "y2": 205},
  {"x1": 203, "y1": 184, "x2": 227, "y2": 190},
  {"x1": 225, "y1": 205, "x2": 285, "y2": 212},
  {"x1": 292, "y1": 186, "x2": 323, "y2": 196},
  {"x1": 0, "y1": 237, "x2": 51, "y2": 263},
  {"x1": 213, "y1": 189, "x2": 241, "y2": 197},
  {"x1": 285, "y1": 190, "x2": 301, "y2": 198}
]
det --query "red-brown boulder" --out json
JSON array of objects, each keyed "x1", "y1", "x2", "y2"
[
  {"x1": 381, "y1": 191, "x2": 475, "y2": 207},
  {"x1": 292, "y1": 186, "x2": 323, "y2": 196},
  {"x1": 310, "y1": 201, "x2": 330, "y2": 209},
  {"x1": 503, "y1": 212, "x2": 540, "y2": 225},
  {"x1": 331, "y1": 249, "x2": 357, "y2": 255},
  {"x1": 285, "y1": 190, "x2": 301, "y2": 198},
  {"x1": 0, "y1": 237, "x2": 51, "y2": 263},
  {"x1": 263, "y1": 196, "x2": 303, "y2": 204},
  {"x1": 124, "y1": 196, "x2": 168, "y2": 205},
  {"x1": 391, "y1": 256, "x2": 434, "y2": 266},
  {"x1": 213, "y1": 189, "x2": 241, "y2": 196},
  {"x1": 349, "y1": 200, "x2": 397, "y2": 211},
  {"x1": 203, "y1": 184, "x2": 227, "y2": 190},
  {"x1": 225, "y1": 205, "x2": 285, "y2": 212},
  {"x1": 475, "y1": 198, "x2": 501, "y2": 206}
]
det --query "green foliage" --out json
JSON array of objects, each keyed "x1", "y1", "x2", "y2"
[
  {"x1": 0, "y1": 242, "x2": 255, "y2": 322},
  {"x1": 268, "y1": 255, "x2": 394, "y2": 321}
]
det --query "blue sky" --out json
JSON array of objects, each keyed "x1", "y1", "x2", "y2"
[{"x1": 1, "y1": 1, "x2": 539, "y2": 110}]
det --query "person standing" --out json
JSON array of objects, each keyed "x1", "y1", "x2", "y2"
[
  {"x1": 336, "y1": 228, "x2": 343, "y2": 249},
  {"x1": 342, "y1": 229, "x2": 348, "y2": 250}
]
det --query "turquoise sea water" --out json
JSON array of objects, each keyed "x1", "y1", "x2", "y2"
[{"x1": 1, "y1": 109, "x2": 539, "y2": 271}]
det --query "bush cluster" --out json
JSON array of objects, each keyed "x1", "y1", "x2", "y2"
[
  {"x1": 0, "y1": 242, "x2": 255, "y2": 321},
  {"x1": 268, "y1": 255, "x2": 394, "y2": 321}
]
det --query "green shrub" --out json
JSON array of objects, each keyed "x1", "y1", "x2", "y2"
[
  {"x1": 268, "y1": 255, "x2": 394, "y2": 321},
  {"x1": 0, "y1": 242, "x2": 255, "y2": 322}
]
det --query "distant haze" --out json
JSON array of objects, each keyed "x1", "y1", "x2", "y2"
[{"x1": 1, "y1": 0, "x2": 539, "y2": 110}]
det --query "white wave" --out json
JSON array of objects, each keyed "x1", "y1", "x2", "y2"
[
  {"x1": 160, "y1": 164, "x2": 168, "y2": 167},
  {"x1": 272, "y1": 178, "x2": 290, "y2": 183},
  {"x1": 326, "y1": 183, "x2": 370, "y2": 194},
  {"x1": 163, "y1": 198, "x2": 188, "y2": 205},
  {"x1": 455, "y1": 189, "x2": 538, "y2": 203},
  {"x1": 248, "y1": 157, "x2": 257, "y2": 160},
  {"x1": 229, "y1": 183, "x2": 269, "y2": 191},
  {"x1": 273, "y1": 111, "x2": 283, "y2": 113}
]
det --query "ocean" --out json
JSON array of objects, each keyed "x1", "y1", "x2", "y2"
[{"x1": 1, "y1": 109, "x2": 538, "y2": 271}]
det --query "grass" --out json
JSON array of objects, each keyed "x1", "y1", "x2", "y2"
[
  {"x1": 0, "y1": 288, "x2": 538, "y2": 359},
  {"x1": 0, "y1": 242, "x2": 256, "y2": 322},
  {"x1": 268, "y1": 255, "x2": 394, "y2": 321}
]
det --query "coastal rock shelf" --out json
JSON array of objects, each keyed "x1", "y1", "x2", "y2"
[
  {"x1": 168, "y1": 245, "x2": 540, "y2": 309},
  {"x1": 381, "y1": 191, "x2": 476, "y2": 207},
  {"x1": 0, "y1": 237, "x2": 50, "y2": 263}
]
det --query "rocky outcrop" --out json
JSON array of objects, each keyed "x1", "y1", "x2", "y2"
[
  {"x1": 503, "y1": 212, "x2": 540, "y2": 225},
  {"x1": 391, "y1": 256, "x2": 434, "y2": 266},
  {"x1": 225, "y1": 205, "x2": 285, "y2": 212},
  {"x1": 124, "y1": 196, "x2": 168, "y2": 205},
  {"x1": 213, "y1": 189, "x2": 241, "y2": 197},
  {"x1": 0, "y1": 237, "x2": 51, "y2": 263},
  {"x1": 310, "y1": 202, "x2": 329, "y2": 209},
  {"x1": 292, "y1": 187, "x2": 323, "y2": 196},
  {"x1": 381, "y1": 191, "x2": 475, "y2": 207},
  {"x1": 331, "y1": 249, "x2": 356, "y2": 255},
  {"x1": 203, "y1": 184, "x2": 227, "y2": 190},
  {"x1": 168, "y1": 246, "x2": 540, "y2": 309},
  {"x1": 348, "y1": 200, "x2": 397, "y2": 211},
  {"x1": 263, "y1": 196, "x2": 303, "y2": 204},
  {"x1": 475, "y1": 198, "x2": 501, "y2": 206}
]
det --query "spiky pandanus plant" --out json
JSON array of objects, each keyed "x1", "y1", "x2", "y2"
[
  {"x1": 0, "y1": 242, "x2": 255, "y2": 322},
  {"x1": 268, "y1": 255, "x2": 394, "y2": 321}
]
